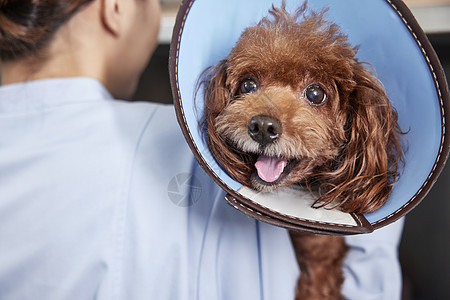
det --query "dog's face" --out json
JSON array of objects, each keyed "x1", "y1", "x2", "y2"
[
  {"x1": 215, "y1": 21, "x2": 352, "y2": 191},
  {"x1": 203, "y1": 6, "x2": 403, "y2": 214}
]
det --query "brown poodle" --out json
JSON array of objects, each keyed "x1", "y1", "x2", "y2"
[{"x1": 201, "y1": 2, "x2": 403, "y2": 299}]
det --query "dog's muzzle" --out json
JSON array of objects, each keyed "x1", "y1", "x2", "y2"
[
  {"x1": 247, "y1": 115, "x2": 289, "y2": 183},
  {"x1": 248, "y1": 115, "x2": 282, "y2": 146}
]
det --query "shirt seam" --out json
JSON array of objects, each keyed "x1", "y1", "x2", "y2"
[{"x1": 111, "y1": 105, "x2": 160, "y2": 300}]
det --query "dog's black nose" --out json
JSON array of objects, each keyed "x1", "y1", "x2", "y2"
[{"x1": 248, "y1": 115, "x2": 282, "y2": 146}]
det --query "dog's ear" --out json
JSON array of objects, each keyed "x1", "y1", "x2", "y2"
[
  {"x1": 203, "y1": 60, "x2": 229, "y2": 121},
  {"x1": 202, "y1": 60, "x2": 253, "y2": 185},
  {"x1": 315, "y1": 63, "x2": 404, "y2": 214}
]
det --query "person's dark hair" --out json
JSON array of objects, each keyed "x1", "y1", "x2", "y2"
[{"x1": 0, "y1": 0, "x2": 94, "y2": 61}]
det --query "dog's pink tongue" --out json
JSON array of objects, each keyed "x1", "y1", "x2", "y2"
[{"x1": 255, "y1": 155, "x2": 287, "y2": 183}]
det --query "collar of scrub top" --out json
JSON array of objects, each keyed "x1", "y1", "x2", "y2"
[{"x1": 169, "y1": 0, "x2": 450, "y2": 235}]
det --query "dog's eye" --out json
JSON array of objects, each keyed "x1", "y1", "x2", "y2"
[
  {"x1": 240, "y1": 78, "x2": 258, "y2": 94},
  {"x1": 304, "y1": 84, "x2": 327, "y2": 105}
]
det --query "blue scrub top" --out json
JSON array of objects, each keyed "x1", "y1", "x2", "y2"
[{"x1": 0, "y1": 77, "x2": 403, "y2": 300}]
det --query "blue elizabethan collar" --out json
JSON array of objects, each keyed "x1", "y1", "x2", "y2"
[{"x1": 169, "y1": 0, "x2": 449, "y2": 234}]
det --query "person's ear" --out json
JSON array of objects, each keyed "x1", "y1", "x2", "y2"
[{"x1": 100, "y1": 0, "x2": 122, "y2": 36}]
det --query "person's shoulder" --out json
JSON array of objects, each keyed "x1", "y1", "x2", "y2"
[
  {"x1": 103, "y1": 100, "x2": 176, "y2": 135},
  {"x1": 106, "y1": 100, "x2": 190, "y2": 156},
  {"x1": 110, "y1": 100, "x2": 173, "y2": 118},
  {"x1": 108, "y1": 99, "x2": 165, "y2": 116}
]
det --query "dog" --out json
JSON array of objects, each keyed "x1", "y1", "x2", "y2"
[{"x1": 200, "y1": 2, "x2": 404, "y2": 299}]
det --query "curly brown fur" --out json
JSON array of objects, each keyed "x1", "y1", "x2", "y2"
[
  {"x1": 290, "y1": 231, "x2": 349, "y2": 300},
  {"x1": 201, "y1": 2, "x2": 404, "y2": 299},
  {"x1": 203, "y1": 3, "x2": 403, "y2": 214}
]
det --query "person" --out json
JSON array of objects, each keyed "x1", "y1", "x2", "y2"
[{"x1": 0, "y1": 0, "x2": 404, "y2": 299}]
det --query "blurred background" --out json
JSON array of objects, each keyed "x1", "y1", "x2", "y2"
[{"x1": 134, "y1": 1, "x2": 450, "y2": 299}]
